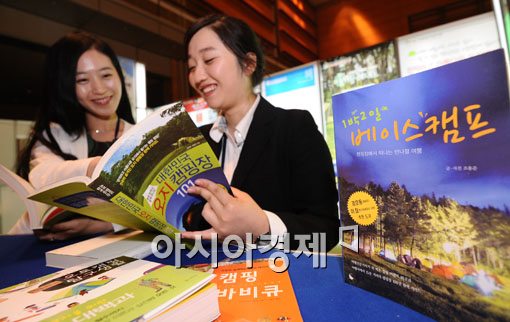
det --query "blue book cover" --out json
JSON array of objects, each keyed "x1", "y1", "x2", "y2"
[{"x1": 333, "y1": 49, "x2": 510, "y2": 321}]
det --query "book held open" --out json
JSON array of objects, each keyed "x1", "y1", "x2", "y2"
[{"x1": 1, "y1": 102, "x2": 229, "y2": 237}]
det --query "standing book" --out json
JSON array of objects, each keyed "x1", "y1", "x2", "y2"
[
  {"x1": 0, "y1": 256, "x2": 219, "y2": 321},
  {"x1": 0, "y1": 102, "x2": 229, "y2": 236},
  {"x1": 333, "y1": 49, "x2": 510, "y2": 321}
]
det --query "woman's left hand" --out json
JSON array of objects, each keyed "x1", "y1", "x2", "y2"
[
  {"x1": 36, "y1": 217, "x2": 113, "y2": 241},
  {"x1": 180, "y1": 179, "x2": 269, "y2": 241}
]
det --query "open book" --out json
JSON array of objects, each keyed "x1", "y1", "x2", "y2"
[{"x1": 3, "y1": 102, "x2": 228, "y2": 236}]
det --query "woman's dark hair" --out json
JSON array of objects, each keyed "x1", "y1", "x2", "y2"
[
  {"x1": 17, "y1": 31, "x2": 135, "y2": 179},
  {"x1": 184, "y1": 14, "x2": 265, "y2": 87}
]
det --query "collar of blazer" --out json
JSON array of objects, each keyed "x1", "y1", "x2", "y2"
[
  {"x1": 200, "y1": 98, "x2": 277, "y2": 188},
  {"x1": 231, "y1": 97, "x2": 275, "y2": 187}
]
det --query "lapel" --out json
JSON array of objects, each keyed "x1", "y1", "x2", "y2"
[{"x1": 231, "y1": 97, "x2": 275, "y2": 187}]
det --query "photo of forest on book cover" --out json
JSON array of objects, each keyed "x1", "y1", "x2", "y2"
[
  {"x1": 321, "y1": 41, "x2": 399, "y2": 160},
  {"x1": 333, "y1": 49, "x2": 510, "y2": 321},
  {"x1": 90, "y1": 102, "x2": 229, "y2": 231}
]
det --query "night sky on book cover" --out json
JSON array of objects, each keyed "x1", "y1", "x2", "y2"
[
  {"x1": 333, "y1": 49, "x2": 510, "y2": 209},
  {"x1": 332, "y1": 49, "x2": 510, "y2": 321}
]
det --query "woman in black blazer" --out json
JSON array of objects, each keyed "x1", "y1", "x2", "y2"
[{"x1": 181, "y1": 14, "x2": 339, "y2": 251}]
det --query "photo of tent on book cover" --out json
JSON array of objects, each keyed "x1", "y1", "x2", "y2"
[
  {"x1": 333, "y1": 49, "x2": 510, "y2": 321},
  {"x1": 91, "y1": 102, "x2": 229, "y2": 231}
]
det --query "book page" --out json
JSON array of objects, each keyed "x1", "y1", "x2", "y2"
[
  {"x1": 30, "y1": 179, "x2": 153, "y2": 230},
  {"x1": 0, "y1": 163, "x2": 48, "y2": 229}
]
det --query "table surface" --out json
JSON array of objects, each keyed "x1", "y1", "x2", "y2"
[{"x1": 0, "y1": 235, "x2": 434, "y2": 322}]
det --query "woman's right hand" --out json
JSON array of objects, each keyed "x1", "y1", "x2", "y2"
[{"x1": 181, "y1": 179, "x2": 270, "y2": 241}]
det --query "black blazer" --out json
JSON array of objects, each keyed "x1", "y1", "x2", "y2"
[{"x1": 200, "y1": 97, "x2": 339, "y2": 250}]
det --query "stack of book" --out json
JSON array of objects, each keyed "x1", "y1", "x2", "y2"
[
  {"x1": 0, "y1": 256, "x2": 219, "y2": 321},
  {"x1": 45, "y1": 229, "x2": 156, "y2": 269}
]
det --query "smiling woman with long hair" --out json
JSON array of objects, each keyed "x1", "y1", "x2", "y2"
[{"x1": 10, "y1": 31, "x2": 135, "y2": 240}]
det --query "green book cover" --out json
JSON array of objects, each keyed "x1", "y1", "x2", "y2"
[{"x1": 0, "y1": 256, "x2": 215, "y2": 321}]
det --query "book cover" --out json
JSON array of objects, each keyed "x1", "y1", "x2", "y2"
[
  {"x1": 45, "y1": 229, "x2": 157, "y2": 269},
  {"x1": 333, "y1": 49, "x2": 510, "y2": 321},
  {"x1": 27, "y1": 102, "x2": 229, "y2": 237},
  {"x1": 0, "y1": 256, "x2": 217, "y2": 322},
  {"x1": 192, "y1": 259, "x2": 303, "y2": 322}
]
